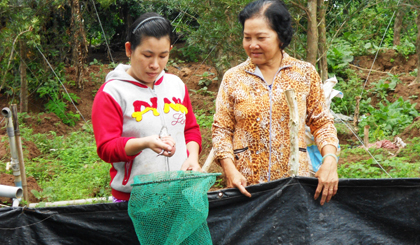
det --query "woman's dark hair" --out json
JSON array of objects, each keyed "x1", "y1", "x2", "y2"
[
  {"x1": 126, "y1": 12, "x2": 176, "y2": 51},
  {"x1": 239, "y1": 0, "x2": 293, "y2": 49}
]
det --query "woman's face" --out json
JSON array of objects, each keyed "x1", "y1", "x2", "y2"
[
  {"x1": 243, "y1": 17, "x2": 282, "y2": 68},
  {"x1": 125, "y1": 36, "x2": 171, "y2": 88}
]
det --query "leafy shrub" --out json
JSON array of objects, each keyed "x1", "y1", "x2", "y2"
[
  {"x1": 358, "y1": 97, "x2": 420, "y2": 138},
  {"x1": 330, "y1": 69, "x2": 364, "y2": 115},
  {"x1": 37, "y1": 75, "x2": 81, "y2": 126},
  {"x1": 327, "y1": 39, "x2": 354, "y2": 76},
  {"x1": 409, "y1": 69, "x2": 418, "y2": 77},
  {"x1": 44, "y1": 98, "x2": 80, "y2": 127},
  {"x1": 196, "y1": 71, "x2": 217, "y2": 87},
  {"x1": 394, "y1": 39, "x2": 416, "y2": 60},
  {"x1": 176, "y1": 45, "x2": 202, "y2": 63},
  {"x1": 362, "y1": 42, "x2": 384, "y2": 55},
  {"x1": 369, "y1": 74, "x2": 401, "y2": 100}
]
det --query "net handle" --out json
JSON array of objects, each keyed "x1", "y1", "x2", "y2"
[{"x1": 131, "y1": 173, "x2": 221, "y2": 187}]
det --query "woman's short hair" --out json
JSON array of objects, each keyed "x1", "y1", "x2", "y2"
[
  {"x1": 126, "y1": 12, "x2": 176, "y2": 51},
  {"x1": 239, "y1": 0, "x2": 293, "y2": 50}
]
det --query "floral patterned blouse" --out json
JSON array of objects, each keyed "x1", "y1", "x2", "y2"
[{"x1": 212, "y1": 51, "x2": 338, "y2": 185}]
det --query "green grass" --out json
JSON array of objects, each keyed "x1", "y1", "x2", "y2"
[
  {"x1": 20, "y1": 121, "x2": 111, "y2": 202},
  {"x1": 3, "y1": 111, "x2": 419, "y2": 204},
  {"x1": 338, "y1": 137, "x2": 420, "y2": 179},
  {"x1": 195, "y1": 109, "x2": 214, "y2": 129}
]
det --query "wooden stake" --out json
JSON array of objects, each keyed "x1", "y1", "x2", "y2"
[
  {"x1": 364, "y1": 125, "x2": 370, "y2": 149},
  {"x1": 354, "y1": 96, "x2": 361, "y2": 129},
  {"x1": 202, "y1": 148, "x2": 215, "y2": 173},
  {"x1": 11, "y1": 104, "x2": 28, "y2": 202},
  {"x1": 285, "y1": 89, "x2": 300, "y2": 176}
]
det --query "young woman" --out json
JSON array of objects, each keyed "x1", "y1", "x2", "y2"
[{"x1": 92, "y1": 12, "x2": 202, "y2": 202}]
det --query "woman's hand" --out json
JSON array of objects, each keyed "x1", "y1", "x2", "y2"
[
  {"x1": 125, "y1": 135, "x2": 175, "y2": 157},
  {"x1": 181, "y1": 158, "x2": 202, "y2": 171},
  {"x1": 220, "y1": 158, "x2": 251, "y2": 197},
  {"x1": 181, "y1": 141, "x2": 201, "y2": 171},
  {"x1": 314, "y1": 146, "x2": 338, "y2": 205},
  {"x1": 153, "y1": 135, "x2": 176, "y2": 157}
]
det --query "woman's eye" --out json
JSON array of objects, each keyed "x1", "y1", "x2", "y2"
[
  {"x1": 160, "y1": 56, "x2": 168, "y2": 59},
  {"x1": 144, "y1": 55, "x2": 151, "y2": 58},
  {"x1": 258, "y1": 37, "x2": 265, "y2": 41},
  {"x1": 244, "y1": 37, "x2": 251, "y2": 41}
]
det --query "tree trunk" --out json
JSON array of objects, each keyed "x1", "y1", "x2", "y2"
[
  {"x1": 70, "y1": 0, "x2": 88, "y2": 89},
  {"x1": 19, "y1": 40, "x2": 28, "y2": 112},
  {"x1": 121, "y1": 3, "x2": 133, "y2": 49},
  {"x1": 415, "y1": 11, "x2": 420, "y2": 84},
  {"x1": 306, "y1": 0, "x2": 318, "y2": 66},
  {"x1": 393, "y1": 6, "x2": 405, "y2": 46},
  {"x1": 317, "y1": 0, "x2": 328, "y2": 81}
]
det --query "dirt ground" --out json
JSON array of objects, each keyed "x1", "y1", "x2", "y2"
[
  {"x1": 352, "y1": 50, "x2": 420, "y2": 110},
  {"x1": 0, "y1": 49, "x2": 419, "y2": 204}
]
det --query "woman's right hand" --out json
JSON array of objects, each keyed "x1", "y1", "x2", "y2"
[
  {"x1": 148, "y1": 135, "x2": 175, "y2": 157},
  {"x1": 220, "y1": 158, "x2": 252, "y2": 197},
  {"x1": 125, "y1": 135, "x2": 174, "y2": 157}
]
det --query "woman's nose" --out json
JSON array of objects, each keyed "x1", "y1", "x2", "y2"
[
  {"x1": 150, "y1": 58, "x2": 159, "y2": 69},
  {"x1": 249, "y1": 41, "x2": 259, "y2": 49}
]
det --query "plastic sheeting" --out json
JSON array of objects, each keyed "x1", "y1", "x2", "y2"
[{"x1": 1, "y1": 177, "x2": 420, "y2": 244}]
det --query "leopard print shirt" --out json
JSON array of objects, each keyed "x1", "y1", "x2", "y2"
[{"x1": 212, "y1": 52, "x2": 338, "y2": 184}]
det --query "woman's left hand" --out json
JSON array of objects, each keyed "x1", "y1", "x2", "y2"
[
  {"x1": 180, "y1": 141, "x2": 201, "y2": 171},
  {"x1": 314, "y1": 155, "x2": 338, "y2": 205},
  {"x1": 181, "y1": 158, "x2": 202, "y2": 172}
]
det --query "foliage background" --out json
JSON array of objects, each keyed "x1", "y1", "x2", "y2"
[{"x1": 0, "y1": 0, "x2": 420, "y2": 204}]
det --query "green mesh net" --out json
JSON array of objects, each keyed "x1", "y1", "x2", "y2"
[{"x1": 128, "y1": 170, "x2": 221, "y2": 245}]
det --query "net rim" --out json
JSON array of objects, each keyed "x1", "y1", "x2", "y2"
[{"x1": 131, "y1": 172, "x2": 221, "y2": 187}]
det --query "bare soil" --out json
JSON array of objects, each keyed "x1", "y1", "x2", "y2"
[
  {"x1": 352, "y1": 49, "x2": 420, "y2": 110},
  {"x1": 0, "y1": 49, "x2": 419, "y2": 203}
]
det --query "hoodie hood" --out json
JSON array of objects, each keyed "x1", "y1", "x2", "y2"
[{"x1": 105, "y1": 64, "x2": 165, "y2": 86}]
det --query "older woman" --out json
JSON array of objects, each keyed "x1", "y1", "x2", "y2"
[{"x1": 212, "y1": 0, "x2": 339, "y2": 205}]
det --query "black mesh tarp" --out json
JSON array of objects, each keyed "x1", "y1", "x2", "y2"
[{"x1": 1, "y1": 177, "x2": 420, "y2": 244}]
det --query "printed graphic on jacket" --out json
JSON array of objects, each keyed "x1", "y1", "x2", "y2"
[
  {"x1": 131, "y1": 97, "x2": 188, "y2": 122},
  {"x1": 132, "y1": 97, "x2": 160, "y2": 121}
]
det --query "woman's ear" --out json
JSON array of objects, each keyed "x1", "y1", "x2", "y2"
[{"x1": 125, "y1": 42, "x2": 132, "y2": 58}]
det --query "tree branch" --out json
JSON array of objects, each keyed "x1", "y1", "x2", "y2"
[
  {"x1": 348, "y1": 64, "x2": 393, "y2": 74},
  {"x1": 0, "y1": 27, "x2": 33, "y2": 91},
  {"x1": 289, "y1": 1, "x2": 309, "y2": 17},
  {"x1": 178, "y1": 9, "x2": 199, "y2": 22}
]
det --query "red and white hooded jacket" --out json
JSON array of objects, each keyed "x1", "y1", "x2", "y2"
[{"x1": 92, "y1": 64, "x2": 202, "y2": 200}]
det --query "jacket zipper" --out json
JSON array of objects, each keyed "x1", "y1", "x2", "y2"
[
  {"x1": 122, "y1": 160, "x2": 133, "y2": 185},
  {"x1": 267, "y1": 67, "x2": 289, "y2": 181},
  {"x1": 245, "y1": 66, "x2": 291, "y2": 181}
]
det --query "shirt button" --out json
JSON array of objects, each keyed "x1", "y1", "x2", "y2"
[
  {"x1": 257, "y1": 117, "x2": 260, "y2": 121},
  {"x1": 256, "y1": 89, "x2": 260, "y2": 92},
  {"x1": 256, "y1": 151, "x2": 260, "y2": 155}
]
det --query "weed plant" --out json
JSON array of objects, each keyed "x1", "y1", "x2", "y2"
[
  {"x1": 330, "y1": 69, "x2": 365, "y2": 115},
  {"x1": 394, "y1": 40, "x2": 416, "y2": 60},
  {"x1": 369, "y1": 74, "x2": 401, "y2": 100},
  {"x1": 195, "y1": 108, "x2": 215, "y2": 129},
  {"x1": 19, "y1": 121, "x2": 111, "y2": 202},
  {"x1": 358, "y1": 97, "x2": 419, "y2": 139},
  {"x1": 196, "y1": 71, "x2": 217, "y2": 87},
  {"x1": 338, "y1": 138, "x2": 420, "y2": 179}
]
